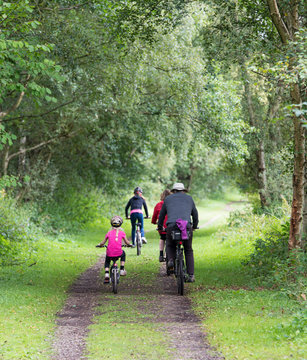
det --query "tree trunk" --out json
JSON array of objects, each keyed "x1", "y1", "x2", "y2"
[
  {"x1": 18, "y1": 135, "x2": 27, "y2": 178},
  {"x1": 289, "y1": 108, "x2": 305, "y2": 249},
  {"x1": 257, "y1": 141, "x2": 268, "y2": 207},
  {"x1": 242, "y1": 65, "x2": 269, "y2": 208},
  {"x1": 267, "y1": 0, "x2": 305, "y2": 249},
  {"x1": 2, "y1": 145, "x2": 9, "y2": 176},
  {"x1": 302, "y1": 131, "x2": 307, "y2": 248}
]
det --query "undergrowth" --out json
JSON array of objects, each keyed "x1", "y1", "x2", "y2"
[{"x1": 0, "y1": 195, "x2": 39, "y2": 266}]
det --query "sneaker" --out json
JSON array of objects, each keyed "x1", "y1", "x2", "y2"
[
  {"x1": 142, "y1": 237, "x2": 147, "y2": 244},
  {"x1": 186, "y1": 274, "x2": 195, "y2": 283},
  {"x1": 120, "y1": 269, "x2": 127, "y2": 276},
  {"x1": 167, "y1": 259, "x2": 174, "y2": 273},
  {"x1": 131, "y1": 244, "x2": 136, "y2": 248},
  {"x1": 104, "y1": 275, "x2": 110, "y2": 284},
  {"x1": 159, "y1": 255, "x2": 164, "y2": 262}
]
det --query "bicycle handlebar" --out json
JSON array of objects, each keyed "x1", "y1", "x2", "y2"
[{"x1": 96, "y1": 244, "x2": 132, "y2": 248}]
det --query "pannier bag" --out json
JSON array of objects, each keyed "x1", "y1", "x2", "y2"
[{"x1": 171, "y1": 230, "x2": 190, "y2": 241}]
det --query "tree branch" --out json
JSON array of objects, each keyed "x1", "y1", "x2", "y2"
[
  {"x1": 266, "y1": 0, "x2": 291, "y2": 44},
  {"x1": 0, "y1": 75, "x2": 31, "y2": 122},
  {"x1": 3, "y1": 99, "x2": 75, "y2": 122},
  {"x1": 6, "y1": 131, "x2": 79, "y2": 163},
  {"x1": 43, "y1": 2, "x2": 90, "y2": 11}
]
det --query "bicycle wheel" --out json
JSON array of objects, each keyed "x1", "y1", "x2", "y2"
[
  {"x1": 112, "y1": 267, "x2": 118, "y2": 294},
  {"x1": 177, "y1": 255, "x2": 184, "y2": 296},
  {"x1": 136, "y1": 232, "x2": 141, "y2": 256}
]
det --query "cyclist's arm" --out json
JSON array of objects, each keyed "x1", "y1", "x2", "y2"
[
  {"x1": 125, "y1": 199, "x2": 132, "y2": 218},
  {"x1": 191, "y1": 202, "x2": 199, "y2": 229},
  {"x1": 123, "y1": 235, "x2": 131, "y2": 246},
  {"x1": 151, "y1": 204, "x2": 159, "y2": 224},
  {"x1": 158, "y1": 202, "x2": 167, "y2": 230},
  {"x1": 143, "y1": 199, "x2": 149, "y2": 217},
  {"x1": 99, "y1": 233, "x2": 109, "y2": 246}
]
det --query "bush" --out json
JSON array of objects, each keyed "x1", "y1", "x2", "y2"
[
  {"x1": 242, "y1": 220, "x2": 307, "y2": 300},
  {"x1": 0, "y1": 195, "x2": 38, "y2": 266}
]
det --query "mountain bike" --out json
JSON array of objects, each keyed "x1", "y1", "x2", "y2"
[{"x1": 171, "y1": 229, "x2": 189, "y2": 295}]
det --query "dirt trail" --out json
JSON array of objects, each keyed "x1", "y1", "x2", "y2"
[
  {"x1": 52, "y1": 258, "x2": 223, "y2": 360},
  {"x1": 52, "y1": 204, "x2": 239, "y2": 359}
]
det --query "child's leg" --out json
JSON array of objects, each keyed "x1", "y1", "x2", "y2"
[
  {"x1": 120, "y1": 250, "x2": 127, "y2": 276},
  {"x1": 104, "y1": 256, "x2": 111, "y2": 283}
]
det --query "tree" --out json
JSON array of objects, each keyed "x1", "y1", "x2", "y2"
[{"x1": 266, "y1": 0, "x2": 306, "y2": 249}]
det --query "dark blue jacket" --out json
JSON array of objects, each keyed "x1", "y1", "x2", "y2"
[
  {"x1": 125, "y1": 195, "x2": 149, "y2": 218},
  {"x1": 158, "y1": 192, "x2": 198, "y2": 229}
]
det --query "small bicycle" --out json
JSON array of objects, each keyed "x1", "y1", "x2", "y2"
[{"x1": 96, "y1": 245, "x2": 127, "y2": 294}]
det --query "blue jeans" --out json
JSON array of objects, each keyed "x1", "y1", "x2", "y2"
[{"x1": 130, "y1": 213, "x2": 144, "y2": 245}]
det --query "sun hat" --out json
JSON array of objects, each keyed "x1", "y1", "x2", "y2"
[{"x1": 171, "y1": 183, "x2": 187, "y2": 192}]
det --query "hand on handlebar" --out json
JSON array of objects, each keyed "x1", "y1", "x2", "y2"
[{"x1": 96, "y1": 244, "x2": 106, "y2": 248}]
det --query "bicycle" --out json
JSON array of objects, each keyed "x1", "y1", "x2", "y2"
[
  {"x1": 127, "y1": 216, "x2": 150, "y2": 256},
  {"x1": 171, "y1": 229, "x2": 189, "y2": 295},
  {"x1": 96, "y1": 245, "x2": 128, "y2": 294}
]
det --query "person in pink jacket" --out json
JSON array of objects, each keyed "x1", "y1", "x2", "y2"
[
  {"x1": 151, "y1": 189, "x2": 171, "y2": 262},
  {"x1": 96, "y1": 216, "x2": 132, "y2": 283}
]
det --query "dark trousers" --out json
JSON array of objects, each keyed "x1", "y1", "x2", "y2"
[
  {"x1": 104, "y1": 251, "x2": 126, "y2": 268},
  {"x1": 166, "y1": 226, "x2": 194, "y2": 275}
]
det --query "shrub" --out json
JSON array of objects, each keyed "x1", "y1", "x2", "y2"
[{"x1": 0, "y1": 195, "x2": 38, "y2": 266}]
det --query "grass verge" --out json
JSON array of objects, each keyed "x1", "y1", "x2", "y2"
[
  {"x1": 0, "y1": 229, "x2": 106, "y2": 360},
  {"x1": 189, "y1": 203, "x2": 306, "y2": 360}
]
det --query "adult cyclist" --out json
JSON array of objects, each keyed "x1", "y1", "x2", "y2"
[
  {"x1": 125, "y1": 187, "x2": 149, "y2": 246},
  {"x1": 158, "y1": 182, "x2": 198, "y2": 283}
]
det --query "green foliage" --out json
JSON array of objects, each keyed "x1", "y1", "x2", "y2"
[
  {"x1": 0, "y1": 195, "x2": 38, "y2": 265},
  {"x1": 35, "y1": 187, "x2": 101, "y2": 233},
  {"x1": 275, "y1": 308, "x2": 307, "y2": 340},
  {"x1": 241, "y1": 216, "x2": 307, "y2": 300}
]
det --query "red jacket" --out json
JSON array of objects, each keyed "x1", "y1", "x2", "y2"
[{"x1": 152, "y1": 201, "x2": 167, "y2": 234}]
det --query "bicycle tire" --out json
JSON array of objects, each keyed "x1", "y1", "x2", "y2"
[
  {"x1": 177, "y1": 254, "x2": 184, "y2": 296},
  {"x1": 112, "y1": 268, "x2": 118, "y2": 294},
  {"x1": 136, "y1": 232, "x2": 141, "y2": 256}
]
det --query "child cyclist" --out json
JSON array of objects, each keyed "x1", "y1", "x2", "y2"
[
  {"x1": 151, "y1": 189, "x2": 171, "y2": 262},
  {"x1": 96, "y1": 216, "x2": 132, "y2": 284},
  {"x1": 125, "y1": 186, "x2": 149, "y2": 246}
]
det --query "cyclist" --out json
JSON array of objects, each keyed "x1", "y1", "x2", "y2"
[
  {"x1": 158, "y1": 182, "x2": 198, "y2": 283},
  {"x1": 125, "y1": 186, "x2": 149, "y2": 246},
  {"x1": 96, "y1": 215, "x2": 132, "y2": 284},
  {"x1": 151, "y1": 189, "x2": 171, "y2": 262}
]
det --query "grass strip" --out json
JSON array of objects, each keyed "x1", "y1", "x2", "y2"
[
  {"x1": 0, "y1": 230, "x2": 106, "y2": 360},
  {"x1": 189, "y1": 201, "x2": 306, "y2": 360}
]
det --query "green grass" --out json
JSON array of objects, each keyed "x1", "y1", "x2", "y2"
[
  {"x1": 189, "y1": 199, "x2": 307, "y2": 360},
  {"x1": 0, "y1": 230, "x2": 105, "y2": 360},
  {"x1": 86, "y1": 294, "x2": 170, "y2": 360},
  {"x1": 1, "y1": 192, "x2": 305, "y2": 360}
]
